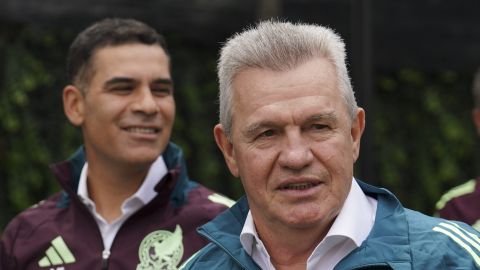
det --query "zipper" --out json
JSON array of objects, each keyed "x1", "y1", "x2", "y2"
[{"x1": 102, "y1": 250, "x2": 110, "y2": 270}]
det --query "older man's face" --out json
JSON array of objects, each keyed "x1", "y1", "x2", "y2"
[{"x1": 214, "y1": 57, "x2": 364, "y2": 234}]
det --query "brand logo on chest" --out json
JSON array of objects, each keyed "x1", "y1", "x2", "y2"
[{"x1": 38, "y1": 236, "x2": 76, "y2": 269}]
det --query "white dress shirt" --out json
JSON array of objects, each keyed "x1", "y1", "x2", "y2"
[
  {"x1": 240, "y1": 178, "x2": 378, "y2": 270},
  {"x1": 77, "y1": 156, "x2": 168, "y2": 251}
]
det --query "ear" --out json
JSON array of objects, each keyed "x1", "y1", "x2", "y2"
[
  {"x1": 472, "y1": 108, "x2": 480, "y2": 135},
  {"x1": 213, "y1": 124, "x2": 239, "y2": 177},
  {"x1": 63, "y1": 85, "x2": 85, "y2": 126},
  {"x1": 351, "y1": 108, "x2": 366, "y2": 162}
]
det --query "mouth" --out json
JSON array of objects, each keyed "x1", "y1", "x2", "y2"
[
  {"x1": 123, "y1": 126, "x2": 161, "y2": 134},
  {"x1": 278, "y1": 181, "x2": 321, "y2": 191}
]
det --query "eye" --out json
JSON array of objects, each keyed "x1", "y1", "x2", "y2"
[
  {"x1": 263, "y1": 130, "x2": 275, "y2": 136},
  {"x1": 257, "y1": 129, "x2": 276, "y2": 139},
  {"x1": 151, "y1": 85, "x2": 173, "y2": 97},
  {"x1": 310, "y1": 123, "x2": 328, "y2": 131},
  {"x1": 110, "y1": 84, "x2": 134, "y2": 94}
]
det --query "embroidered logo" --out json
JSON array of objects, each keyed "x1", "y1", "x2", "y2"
[
  {"x1": 38, "y1": 236, "x2": 76, "y2": 268},
  {"x1": 136, "y1": 225, "x2": 184, "y2": 270}
]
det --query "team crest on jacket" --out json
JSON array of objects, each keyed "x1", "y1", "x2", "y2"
[{"x1": 136, "y1": 225, "x2": 184, "y2": 270}]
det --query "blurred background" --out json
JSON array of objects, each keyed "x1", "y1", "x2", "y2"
[{"x1": 1, "y1": 0, "x2": 480, "y2": 233}]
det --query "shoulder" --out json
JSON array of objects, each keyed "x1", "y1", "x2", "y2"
[
  {"x1": 434, "y1": 179, "x2": 480, "y2": 224},
  {"x1": 435, "y1": 179, "x2": 478, "y2": 211},
  {"x1": 1, "y1": 192, "x2": 64, "y2": 247},
  {"x1": 403, "y1": 209, "x2": 480, "y2": 267},
  {"x1": 186, "y1": 184, "x2": 235, "y2": 210},
  {"x1": 404, "y1": 207, "x2": 477, "y2": 239},
  {"x1": 179, "y1": 243, "x2": 239, "y2": 270},
  {"x1": 173, "y1": 183, "x2": 235, "y2": 226}
]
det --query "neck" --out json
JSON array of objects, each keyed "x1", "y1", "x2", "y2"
[
  {"x1": 271, "y1": 260, "x2": 307, "y2": 270},
  {"x1": 86, "y1": 160, "x2": 151, "y2": 223},
  {"x1": 254, "y1": 215, "x2": 334, "y2": 270}
]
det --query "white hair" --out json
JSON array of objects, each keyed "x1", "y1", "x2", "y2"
[{"x1": 217, "y1": 20, "x2": 358, "y2": 139}]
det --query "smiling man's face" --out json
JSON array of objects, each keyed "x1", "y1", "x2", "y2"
[
  {"x1": 214, "y1": 56, "x2": 364, "y2": 234},
  {"x1": 74, "y1": 43, "x2": 175, "y2": 167}
]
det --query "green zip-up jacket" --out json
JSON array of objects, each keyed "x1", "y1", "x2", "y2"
[{"x1": 182, "y1": 180, "x2": 480, "y2": 270}]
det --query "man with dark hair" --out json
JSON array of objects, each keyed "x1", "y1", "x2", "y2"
[
  {"x1": 182, "y1": 20, "x2": 480, "y2": 270},
  {"x1": 0, "y1": 18, "x2": 232, "y2": 270},
  {"x1": 436, "y1": 68, "x2": 480, "y2": 231}
]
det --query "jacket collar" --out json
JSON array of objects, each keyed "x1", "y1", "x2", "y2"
[
  {"x1": 50, "y1": 142, "x2": 196, "y2": 208},
  {"x1": 198, "y1": 180, "x2": 412, "y2": 269},
  {"x1": 198, "y1": 196, "x2": 260, "y2": 269},
  {"x1": 334, "y1": 180, "x2": 412, "y2": 269}
]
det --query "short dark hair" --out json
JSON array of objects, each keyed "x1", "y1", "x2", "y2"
[{"x1": 67, "y1": 18, "x2": 169, "y2": 89}]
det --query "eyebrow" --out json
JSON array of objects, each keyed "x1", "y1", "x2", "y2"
[
  {"x1": 307, "y1": 111, "x2": 337, "y2": 122},
  {"x1": 151, "y1": 78, "x2": 174, "y2": 85},
  {"x1": 104, "y1": 77, "x2": 135, "y2": 87},
  {"x1": 104, "y1": 77, "x2": 173, "y2": 88},
  {"x1": 242, "y1": 111, "x2": 338, "y2": 138}
]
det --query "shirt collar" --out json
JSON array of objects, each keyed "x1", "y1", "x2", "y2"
[
  {"x1": 77, "y1": 155, "x2": 168, "y2": 208},
  {"x1": 240, "y1": 211, "x2": 259, "y2": 255},
  {"x1": 135, "y1": 156, "x2": 168, "y2": 204},
  {"x1": 324, "y1": 178, "x2": 376, "y2": 247}
]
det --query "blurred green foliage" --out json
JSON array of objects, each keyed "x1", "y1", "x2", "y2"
[
  {"x1": 168, "y1": 41, "x2": 244, "y2": 200},
  {"x1": 0, "y1": 24, "x2": 82, "y2": 232},
  {"x1": 0, "y1": 24, "x2": 478, "y2": 234},
  {"x1": 373, "y1": 69, "x2": 479, "y2": 212}
]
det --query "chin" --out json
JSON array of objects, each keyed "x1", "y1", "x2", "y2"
[
  {"x1": 129, "y1": 145, "x2": 163, "y2": 156},
  {"x1": 283, "y1": 216, "x2": 323, "y2": 229},
  {"x1": 122, "y1": 152, "x2": 161, "y2": 165},
  {"x1": 281, "y1": 207, "x2": 329, "y2": 228}
]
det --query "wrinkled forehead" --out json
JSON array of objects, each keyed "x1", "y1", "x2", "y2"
[{"x1": 231, "y1": 57, "x2": 342, "y2": 109}]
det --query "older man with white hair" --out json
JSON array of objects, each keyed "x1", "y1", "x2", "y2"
[{"x1": 182, "y1": 20, "x2": 480, "y2": 270}]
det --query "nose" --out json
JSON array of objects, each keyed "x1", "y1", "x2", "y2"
[
  {"x1": 131, "y1": 87, "x2": 159, "y2": 115},
  {"x1": 278, "y1": 130, "x2": 314, "y2": 171}
]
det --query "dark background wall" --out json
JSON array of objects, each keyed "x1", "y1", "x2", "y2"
[{"x1": 1, "y1": 0, "x2": 480, "y2": 232}]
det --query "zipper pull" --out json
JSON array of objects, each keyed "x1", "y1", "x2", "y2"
[{"x1": 102, "y1": 250, "x2": 110, "y2": 270}]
